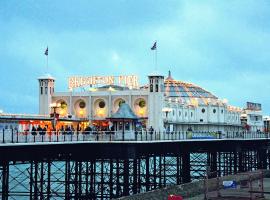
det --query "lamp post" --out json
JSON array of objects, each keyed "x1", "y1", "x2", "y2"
[
  {"x1": 50, "y1": 103, "x2": 61, "y2": 130},
  {"x1": 162, "y1": 107, "x2": 172, "y2": 132}
]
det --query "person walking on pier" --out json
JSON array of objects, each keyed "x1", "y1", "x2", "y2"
[
  {"x1": 37, "y1": 125, "x2": 43, "y2": 135},
  {"x1": 41, "y1": 126, "x2": 47, "y2": 136},
  {"x1": 31, "y1": 126, "x2": 37, "y2": 136},
  {"x1": 149, "y1": 126, "x2": 154, "y2": 135}
]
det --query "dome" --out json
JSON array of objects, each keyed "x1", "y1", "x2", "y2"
[
  {"x1": 164, "y1": 71, "x2": 222, "y2": 106},
  {"x1": 165, "y1": 71, "x2": 217, "y2": 99},
  {"x1": 165, "y1": 79, "x2": 217, "y2": 99}
]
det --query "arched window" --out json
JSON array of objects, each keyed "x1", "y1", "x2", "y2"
[{"x1": 155, "y1": 84, "x2": 159, "y2": 92}]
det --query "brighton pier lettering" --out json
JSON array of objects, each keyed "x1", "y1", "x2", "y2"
[{"x1": 68, "y1": 75, "x2": 139, "y2": 90}]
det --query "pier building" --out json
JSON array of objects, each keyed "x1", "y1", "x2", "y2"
[
  {"x1": 38, "y1": 71, "x2": 242, "y2": 133},
  {"x1": 241, "y1": 102, "x2": 264, "y2": 132}
]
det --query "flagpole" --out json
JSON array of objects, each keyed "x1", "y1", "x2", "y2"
[
  {"x1": 153, "y1": 48, "x2": 155, "y2": 70},
  {"x1": 45, "y1": 46, "x2": 48, "y2": 74},
  {"x1": 155, "y1": 45, "x2": 157, "y2": 72},
  {"x1": 46, "y1": 53, "x2": 48, "y2": 74},
  {"x1": 151, "y1": 41, "x2": 157, "y2": 72}
]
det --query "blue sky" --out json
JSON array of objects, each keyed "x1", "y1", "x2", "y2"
[{"x1": 0, "y1": 0, "x2": 270, "y2": 114}]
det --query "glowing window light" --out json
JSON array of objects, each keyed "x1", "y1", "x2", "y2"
[
  {"x1": 97, "y1": 109, "x2": 105, "y2": 117},
  {"x1": 108, "y1": 86, "x2": 115, "y2": 91},
  {"x1": 89, "y1": 88, "x2": 97, "y2": 92},
  {"x1": 138, "y1": 109, "x2": 145, "y2": 115},
  {"x1": 79, "y1": 110, "x2": 84, "y2": 115}
]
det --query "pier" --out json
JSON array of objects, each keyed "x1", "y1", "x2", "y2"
[{"x1": 0, "y1": 130, "x2": 270, "y2": 199}]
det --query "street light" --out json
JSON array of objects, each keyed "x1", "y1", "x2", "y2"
[
  {"x1": 50, "y1": 103, "x2": 61, "y2": 113},
  {"x1": 162, "y1": 107, "x2": 172, "y2": 132}
]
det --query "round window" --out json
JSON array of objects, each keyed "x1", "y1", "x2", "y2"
[
  {"x1": 202, "y1": 108, "x2": 205, "y2": 113},
  {"x1": 60, "y1": 101, "x2": 67, "y2": 109},
  {"x1": 79, "y1": 101, "x2": 86, "y2": 109},
  {"x1": 138, "y1": 100, "x2": 146, "y2": 108},
  {"x1": 213, "y1": 109, "x2": 216, "y2": 113},
  {"x1": 118, "y1": 100, "x2": 125, "y2": 107},
  {"x1": 99, "y1": 101, "x2": 106, "y2": 108}
]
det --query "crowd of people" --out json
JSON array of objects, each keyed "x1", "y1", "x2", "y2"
[
  {"x1": 27, "y1": 124, "x2": 200, "y2": 136},
  {"x1": 28, "y1": 124, "x2": 116, "y2": 136}
]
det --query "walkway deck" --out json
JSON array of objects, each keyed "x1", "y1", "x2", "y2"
[{"x1": 0, "y1": 130, "x2": 269, "y2": 145}]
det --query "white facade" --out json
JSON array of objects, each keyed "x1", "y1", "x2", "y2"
[
  {"x1": 163, "y1": 100, "x2": 241, "y2": 132},
  {"x1": 241, "y1": 110, "x2": 264, "y2": 132},
  {"x1": 38, "y1": 72, "x2": 242, "y2": 133}
]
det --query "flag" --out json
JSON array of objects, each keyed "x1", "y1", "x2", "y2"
[
  {"x1": 44, "y1": 47, "x2": 48, "y2": 56},
  {"x1": 151, "y1": 41, "x2": 157, "y2": 50}
]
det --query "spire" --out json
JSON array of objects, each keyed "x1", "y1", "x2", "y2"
[{"x1": 166, "y1": 70, "x2": 173, "y2": 81}]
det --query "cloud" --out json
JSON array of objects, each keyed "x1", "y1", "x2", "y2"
[
  {"x1": 111, "y1": 51, "x2": 120, "y2": 62},
  {"x1": 0, "y1": 1, "x2": 270, "y2": 114}
]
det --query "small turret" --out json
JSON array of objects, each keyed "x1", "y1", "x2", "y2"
[
  {"x1": 148, "y1": 73, "x2": 164, "y2": 131},
  {"x1": 38, "y1": 74, "x2": 55, "y2": 115},
  {"x1": 148, "y1": 72, "x2": 164, "y2": 93}
]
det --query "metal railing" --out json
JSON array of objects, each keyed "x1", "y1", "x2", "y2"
[{"x1": 0, "y1": 129, "x2": 269, "y2": 144}]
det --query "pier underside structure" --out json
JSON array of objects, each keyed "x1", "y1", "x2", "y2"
[{"x1": 0, "y1": 139, "x2": 269, "y2": 199}]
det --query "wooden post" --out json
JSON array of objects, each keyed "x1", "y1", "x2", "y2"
[
  {"x1": 249, "y1": 174, "x2": 253, "y2": 200},
  {"x1": 216, "y1": 176, "x2": 221, "y2": 197},
  {"x1": 259, "y1": 170, "x2": 264, "y2": 198},
  {"x1": 204, "y1": 175, "x2": 208, "y2": 200}
]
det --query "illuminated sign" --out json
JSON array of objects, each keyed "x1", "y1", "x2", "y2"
[
  {"x1": 246, "y1": 102, "x2": 262, "y2": 111},
  {"x1": 68, "y1": 75, "x2": 139, "y2": 90}
]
